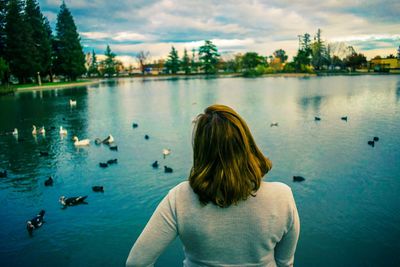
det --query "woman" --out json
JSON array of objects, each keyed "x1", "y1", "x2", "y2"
[{"x1": 126, "y1": 104, "x2": 300, "y2": 267}]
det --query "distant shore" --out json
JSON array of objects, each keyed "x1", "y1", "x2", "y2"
[{"x1": 16, "y1": 80, "x2": 101, "y2": 92}]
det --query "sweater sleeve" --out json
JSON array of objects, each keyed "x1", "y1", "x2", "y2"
[
  {"x1": 126, "y1": 189, "x2": 178, "y2": 267},
  {"x1": 274, "y1": 189, "x2": 300, "y2": 267}
]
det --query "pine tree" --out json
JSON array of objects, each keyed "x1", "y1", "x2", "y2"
[
  {"x1": 191, "y1": 48, "x2": 197, "y2": 73},
  {"x1": 102, "y1": 45, "x2": 116, "y2": 77},
  {"x1": 198, "y1": 40, "x2": 220, "y2": 74},
  {"x1": 87, "y1": 49, "x2": 99, "y2": 77},
  {"x1": 25, "y1": 0, "x2": 52, "y2": 81},
  {"x1": 181, "y1": 48, "x2": 191, "y2": 74},
  {"x1": 165, "y1": 46, "x2": 179, "y2": 74},
  {"x1": 54, "y1": 1, "x2": 85, "y2": 81},
  {"x1": 5, "y1": 0, "x2": 36, "y2": 83}
]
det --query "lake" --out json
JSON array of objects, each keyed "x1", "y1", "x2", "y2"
[{"x1": 0, "y1": 75, "x2": 399, "y2": 267}]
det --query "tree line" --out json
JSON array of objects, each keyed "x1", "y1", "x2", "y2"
[{"x1": 0, "y1": 0, "x2": 85, "y2": 84}]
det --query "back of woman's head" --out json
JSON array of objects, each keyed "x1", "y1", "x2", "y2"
[{"x1": 189, "y1": 104, "x2": 272, "y2": 208}]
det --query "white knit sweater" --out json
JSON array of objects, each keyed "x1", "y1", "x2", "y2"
[{"x1": 126, "y1": 181, "x2": 300, "y2": 267}]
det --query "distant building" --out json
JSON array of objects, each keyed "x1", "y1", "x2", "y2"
[{"x1": 369, "y1": 57, "x2": 400, "y2": 72}]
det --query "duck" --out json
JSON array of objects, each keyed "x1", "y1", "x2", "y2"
[
  {"x1": 314, "y1": 117, "x2": 321, "y2": 121},
  {"x1": 39, "y1": 151, "x2": 49, "y2": 157},
  {"x1": 26, "y1": 210, "x2": 45, "y2": 235},
  {"x1": 59, "y1": 195, "x2": 88, "y2": 206},
  {"x1": 293, "y1": 176, "x2": 305, "y2": 182},
  {"x1": 367, "y1": 140, "x2": 375, "y2": 147},
  {"x1": 341, "y1": 116, "x2": 348, "y2": 121},
  {"x1": 132, "y1": 123, "x2": 139, "y2": 128},
  {"x1": 102, "y1": 134, "x2": 114, "y2": 145},
  {"x1": 162, "y1": 148, "x2": 171, "y2": 159},
  {"x1": 0, "y1": 170, "x2": 7, "y2": 178},
  {"x1": 107, "y1": 158, "x2": 118, "y2": 165},
  {"x1": 99, "y1": 162, "x2": 108, "y2": 168},
  {"x1": 164, "y1": 166, "x2": 173, "y2": 173},
  {"x1": 59, "y1": 126, "x2": 67, "y2": 135},
  {"x1": 373, "y1": 136, "x2": 379, "y2": 142},
  {"x1": 44, "y1": 176, "x2": 53, "y2": 186},
  {"x1": 152, "y1": 161, "x2": 159, "y2": 168},
  {"x1": 270, "y1": 122, "x2": 279, "y2": 127},
  {"x1": 12, "y1": 128, "x2": 18, "y2": 135},
  {"x1": 144, "y1": 134, "x2": 149, "y2": 140},
  {"x1": 73, "y1": 136, "x2": 90, "y2": 146},
  {"x1": 38, "y1": 126, "x2": 45, "y2": 135},
  {"x1": 109, "y1": 145, "x2": 118, "y2": 151},
  {"x1": 94, "y1": 138, "x2": 102, "y2": 145},
  {"x1": 92, "y1": 186, "x2": 104, "y2": 192},
  {"x1": 69, "y1": 99, "x2": 77, "y2": 106},
  {"x1": 32, "y1": 125, "x2": 37, "y2": 135}
]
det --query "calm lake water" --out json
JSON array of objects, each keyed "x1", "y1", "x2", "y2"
[{"x1": 0, "y1": 75, "x2": 399, "y2": 267}]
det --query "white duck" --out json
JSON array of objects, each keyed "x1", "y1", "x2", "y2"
[
  {"x1": 32, "y1": 125, "x2": 37, "y2": 135},
  {"x1": 12, "y1": 128, "x2": 18, "y2": 135},
  {"x1": 69, "y1": 99, "x2": 77, "y2": 106},
  {"x1": 59, "y1": 126, "x2": 68, "y2": 135},
  {"x1": 162, "y1": 148, "x2": 171, "y2": 159},
  {"x1": 102, "y1": 134, "x2": 114, "y2": 144},
  {"x1": 38, "y1": 126, "x2": 45, "y2": 135},
  {"x1": 73, "y1": 136, "x2": 90, "y2": 146}
]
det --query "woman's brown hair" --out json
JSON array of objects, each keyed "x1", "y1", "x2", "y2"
[{"x1": 189, "y1": 104, "x2": 272, "y2": 208}]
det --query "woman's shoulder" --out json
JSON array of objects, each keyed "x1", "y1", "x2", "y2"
[{"x1": 259, "y1": 181, "x2": 294, "y2": 199}]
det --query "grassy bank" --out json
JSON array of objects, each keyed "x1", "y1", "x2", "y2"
[
  {"x1": 0, "y1": 84, "x2": 16, "y2": 96},
  {"x1": 16, "y1": 79, "x2": 101, "y2": 91}
]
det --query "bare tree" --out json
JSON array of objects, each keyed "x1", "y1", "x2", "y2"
[{"x1": 135, "y1": 51, "x2": 150, "y2": 75}]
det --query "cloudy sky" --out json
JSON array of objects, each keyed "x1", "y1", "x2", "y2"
[{"x1": 40, "y1": 0, "x2": 400, "y2": 66}]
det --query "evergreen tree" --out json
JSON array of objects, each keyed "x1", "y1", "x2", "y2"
[
  {"x1": 5, "y1": 0, "x2": 36, "y2": 83},
  {"x1": 54, "y1": 1, "x2": 85, "y2": 81},
  {"x1": 191, "y1": 48, "x2": 197, "y2": 73},
  {"x1": 311, "y1": 29, "x2": 328, "y2": 70},
  {"x1": 165, "y1": 46, "x2": 179, "y2": 74},
  {"x1": 181, "y1": 48, "x2": 190, "y2": 74},
  {"x1": 102, "y1": 45, "x2": 116, "y2": 77},
  {"x1": 25, "y1": 0, "x2": 52, "y2": 81},
  {"x1": 87, "y1": 49, "x2": 99, "y2": 77},
  {"x1": 198, "y1": 40, "x2": 220, "y2": 74},
  {"x1": 0, "y1": 0, "x2": 7, "y2": 58}
]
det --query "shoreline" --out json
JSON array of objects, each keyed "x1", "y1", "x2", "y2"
[{"x1": 16, "y1": 80, "x2": 101, "y2": 92}]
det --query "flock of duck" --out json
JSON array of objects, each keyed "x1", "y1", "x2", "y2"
[{"x1": 1, "y1": 99, "x2": 175, "y2": 236}]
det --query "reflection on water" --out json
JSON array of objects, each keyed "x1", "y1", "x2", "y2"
[{"x1": 0, "y1": 76, "x2": 399, "y2": 267}]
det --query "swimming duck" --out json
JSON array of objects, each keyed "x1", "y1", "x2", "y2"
[
  {"x1": 293, "y1": 176, "x2": 305, "y2": 182},
  {"x1": 314, "y1": 117, "x2": 321, "y2": 121},
  {"x1": 73, "y1": 136, "x2": 90, "y2": 146},
  {"x1": 145, "y1": 134, "x2": 149, "y2": 140},
  {"x1": 39, "y1": 151, "x2": 49, "y2": 157},
  {"x1": 12, "y1": 128, "x2": 18, "y2": 135},
  {"x1": 270, "y1": 122, "x2": 279, "y2": 127},
  {"x1": 0, "y1": 170, "x2": 7, "y2": 178},
  {"x1": 26, "y1": 210, "x2": 45, "y2": 235},
  {"x1": 59, "y1": 126, "x2": 67, "y2": 135},
  {"x1": 32, "y1": 125, "x2": 37, "y2": 135},
  {"x1": 59, "y1": 196, "x2": 88, "y2": 206},
  {"x1": 132, "y1": 123, "x2": 139, "y2": 128},
  {"x1": 164, "y1": 166, "x2": 173, "y2": 173},
  {"x1": 94, "y1": 138, "x2": 102, "y2": 145},
  {"x1": 341, "y1": 116, "x2": 348, "y2": 121},
  {"x1": 107, "y1": 158, "x2": 118, "y2": 165},
  {"x1": 162, "y1": 148, "x2": 171, "y2": 159},
  {"x1": 367, "y1": 140, "x2": 375, "y2": 147},
  {"x1": 373, "y1": 136, "x2": 379, "y2": 142},
  {"x1": 102, "y1": 134, "x2": 114, "y2": 145},
  {"x1": 109, "y1": 145, "x2": 118, "y2": 151},
  {"x1": 38, "y1": 126, "x2": 45, "y2": 135},
  {"x1": 92, "y1": 186, "x2": 104, "y2": 192},
  {"x1": 69, "y1": 99, "x2": 77, "y2": 106},
  {"x1": 99, "y1": 162, "x2": 108, "y2": 168},
  {"x1": 44, "y1": 176, "x2": 53, "y2": 186},
  {"x1": 152, "y1": 161, "x2": 159, "y2": 168}
]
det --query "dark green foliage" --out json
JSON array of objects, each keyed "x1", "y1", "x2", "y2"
[
  {"x1": 165, "y1": 46, "x2": 179, "y2": 74},
  {"x1": 191, "y1": 48, "x2": 197, "y2": 73},
  {"x1": 87, "y1": 49, "x2": 99, "y2": 77},
  {"x1": 5, "y1": 0, "x2": 36, "y2": 83},
  {"x1": 344, "y1": 52, "x2": 367, "y2": 71},
  {"x1": 198, "y1": 40, "x2": 219, "y2": 74},
  {"x1": 0, "y1": 0, "x2": 7, "y2": 57},
  {"x1": 54, "y1": 2, "x2": 85, "y2": 81},
  {"x1": 273, "y1": 49, "x2": 288, "y2": 63},
  {"x1": 25, "y1": 0, "x2": 52, "y2": 81},
  {"x1": 311, "y1": 29, "x2": 329, "y2": 70},
  {"x1": 181, "y1": 48, "x2": 190, "y2": 74},
  {"x1": 102, "y1": 45, "x2": 116, "y2": 77},
  {"x1": 242, "y1": 52, "x2": 264, "y2": 72}
]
